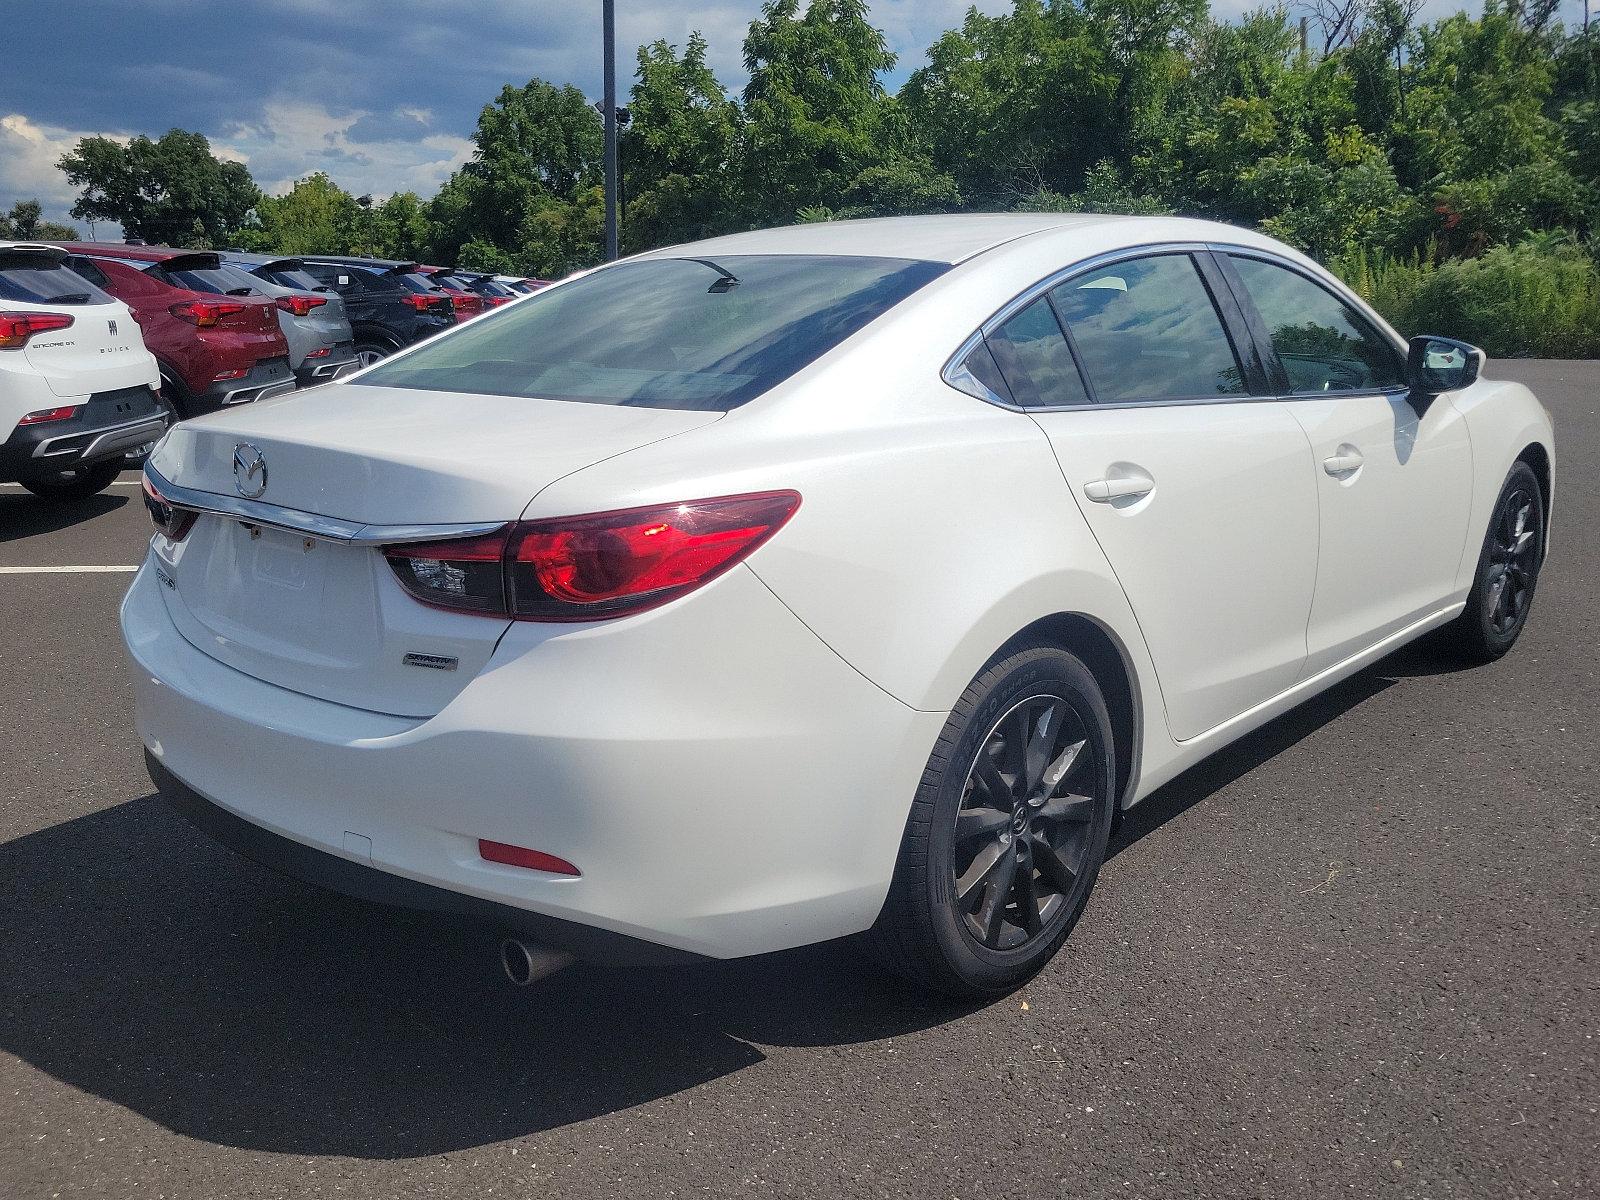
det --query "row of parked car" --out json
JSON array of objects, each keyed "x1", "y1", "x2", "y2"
[{"x1": 0, "y1": 239, "x2": 544, "y2": 501}]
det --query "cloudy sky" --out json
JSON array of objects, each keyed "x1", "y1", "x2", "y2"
[{"x1": 2, "y1": 0, "x2": 1587, "y2": 228}]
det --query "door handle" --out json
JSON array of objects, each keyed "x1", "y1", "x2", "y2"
[
  {"x1": 1083, "y1": 471, "x2": 1155, "y2": 503},
  {"x1": 1322, "y1": 447, "x2": 1364, "y2": 477}
]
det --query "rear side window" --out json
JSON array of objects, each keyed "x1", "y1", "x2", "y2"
[
  {"x1": 361, "y1": 254, "x2": 949, "y2": 411},
  {"x1": 985, "y1": 297, "x2": 1090, "y2": 408},
  {"x1": 0, "y1": 255, "x2": 110, "y2": 305},
  {"x1": 1051, "y1": 255, "x2": 1245, "y2": 403},
  {"x1": 1226, "y1": 255, "x2": 1404, "y2": 393}
]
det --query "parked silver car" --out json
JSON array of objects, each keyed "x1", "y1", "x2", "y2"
[{"x1": 216, "y1": 252, "x2": 359, "y2": 386}]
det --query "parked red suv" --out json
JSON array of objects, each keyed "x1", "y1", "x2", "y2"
[{"x1": 55, "y1": 244, "x2": 294, "y2": 421}]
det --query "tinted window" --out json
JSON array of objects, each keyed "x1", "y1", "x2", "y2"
[
  {"x1": 985, "y1": 297, "x2": 1089, "y2": 407},
  {"x1": 362, "y1": 255, "x2": 948, "y2": 411},
  {"x1": 258, "y1": 266, "x2": 327, "y2": 291},
  {"x1": 1051, "y1": 255, "x2": 1245, "y2": 402},
  {"x1": 1227, "y1": 255, "x2": 1403, "y2": 393},
  {"x1": 157, "y1": 263, "x2": 265, "y2": 297},
  {"x1": 63, "y1": 257, "x2": 110, "y2": 288},
  {"x1": 947, "y1": 339, "x2": 1013, "y2": 405},
  {"x1": 0, "y1": 255, "x2": 110, "y2": 305}
]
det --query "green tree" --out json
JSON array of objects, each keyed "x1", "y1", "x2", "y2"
[
  {"x1": 739, "y1": 0, "x2": 947, "y2": 224},
  {"x1": 372, "y1": 191, "x2": 433, "y2": 260},
  {"x1": 57, "y1": 129, "x2": 259, "y2": 246},
  {"x1": 238, "y1": 173, "x2": 367, "y2": 256},
  {"x1": 429, "y1": 78, "x2": 603, "y2": 275},
  {"x1": 0, "y1": 199, "x2": 77, "y2": 240},
  {"x1": 622, "y1": 33, "x2": 741, "y2": 251}
]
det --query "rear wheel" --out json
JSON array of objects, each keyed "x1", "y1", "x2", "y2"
[
  {"x1": 869, "y1": 642, "x2": 1116, "y2": 998},
  {"x1": 353, "y1": 342, "x2": 390, "y2": 368},
  {"x1": 21, "y1": 460, "x2": 124, "y2": 502},
  {"x1": 1440, "y1": 462, "x2": 1544, "y2": 663}
]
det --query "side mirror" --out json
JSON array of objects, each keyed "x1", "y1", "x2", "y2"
[{"x1": 1407, "y1": 335, "x2": 1483, "y2": 395}]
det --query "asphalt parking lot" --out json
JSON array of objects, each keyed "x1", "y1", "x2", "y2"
[{"x1": 1, "y1": 361, "x2": 1595, "y2": 1200}]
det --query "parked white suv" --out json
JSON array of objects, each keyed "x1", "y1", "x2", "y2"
[{"x1": 1, "y1": 243, "x2": 165, "y2": 501}]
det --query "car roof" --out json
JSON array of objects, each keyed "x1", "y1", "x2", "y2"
[
  {"x1": 630, "y1": 213, "x2": 1305, "y2": 267},
  {"x1": 633, "y1": 213, "x2": 1135, "y2": 266},
  {"x1": 54, "y1": 241, "x2": 196, "y2": 263}
]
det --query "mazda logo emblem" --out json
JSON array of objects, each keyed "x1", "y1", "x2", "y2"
[{"x1": 233, "y1": 442, "x2": 268, "y2": 498}]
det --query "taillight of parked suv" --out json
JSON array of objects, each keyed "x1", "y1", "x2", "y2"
[{"x1": 0, "y1": 311, "x2": 73, "y2": 348}]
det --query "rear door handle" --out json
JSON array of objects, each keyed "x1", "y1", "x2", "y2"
[
  {"x1": 1083, "y1": 471, "x2": 1155, "y2": 503},
  {"x1": 1322, "y1": 448, "x2": 1364, "y2": 476}
]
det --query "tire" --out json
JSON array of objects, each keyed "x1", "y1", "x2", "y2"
[
  {"x1": 21, "y1": 459, "x2": 124, "y2": 502},
  {"x1": 1439, "y1": 461, "x2": 1545, "y2": 663},
  {"x1": 868, "y1": 642, "x2": 1116, "y2": 999},
  {"x1": 353, "y1": 342, "x2": 390, "y2": 368}
]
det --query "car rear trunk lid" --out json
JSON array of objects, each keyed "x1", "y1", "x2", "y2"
[{"x1": 146, "y1": 384, "x2": 721, "y2": 715}]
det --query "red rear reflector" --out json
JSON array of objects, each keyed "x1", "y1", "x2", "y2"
[
  {"x1": 304, "y1": 347, "x2": 331, "y2": 358},
  {"x1": 212, "y1": 367, "x2": 248, "y2": 381},
  {"x1": 0, "y1": 311, "x2": 74, "y2": 349},
  {"x1": 17, "y1": 404, "x2": 82, "y2": 425},
  {"x1": 478, "y1": 839, "x2": 580, "y2": 876}
]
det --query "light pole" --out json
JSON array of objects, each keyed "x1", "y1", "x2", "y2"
[{"x1": 602, "y1": 0, "x2": 618, "y2": 261}]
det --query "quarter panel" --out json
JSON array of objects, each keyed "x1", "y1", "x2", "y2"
[{"x1": 1446, "y1": 376, "x2": 1556, "y2": 581}]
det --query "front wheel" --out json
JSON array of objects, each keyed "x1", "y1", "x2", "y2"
[
  {"x1": 21, "y1": 460, "x2": 124, "y2": 503},
  {"x1": 868, "y1": 642, "x2": 1116, "y2": 998},
  {"x1": 1440, "y1": 461, "x2": 1545, "y2": 663}
]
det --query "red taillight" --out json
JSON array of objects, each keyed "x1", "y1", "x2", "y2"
[
  {"x1": 275, "y1": 294, "x2": 328, "y2": 317},
  {"x1": 485, "y1": 296, "x2": 511, "y2": 306},
  {"x1": 17, "y1": 404, "x2": 82, "y2": 425},
  {"x1": 304, "y1": 347, "x2": 331, "y2": 359},
  {"x1": 142, "y1": 475, "x2": 196, "y2": 542},
  {"x1": 0, "y1": 311, "x2": 74, "y2": 349},
  {"x1": 478, "y1": 839, "x2": 580, "y2": 876},
  {"x1": 401, "y1": 293, "x2": 443, "y2": 312},
  {"x1": 170, "y1": 300, "x2": 247, "y2": 327},
  {"x1": 382, "y1": 492, "x2": 801, "y2": 622},
  {"x1": 212, "y1": 367, "x2": 248, "y2": 381},
  {"x1": 450, "y1": 294, "x2": 482, "y2": 311}
]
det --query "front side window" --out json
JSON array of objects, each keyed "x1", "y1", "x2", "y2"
[
  {"x1": 1051, "y1": 255, "x2": 1245, "y2": 403},
  {"x1": 362, "y1": 255, "x2": 948, "y2": 411},
  {"x1": 1227, "y1": 255, "x2": 1403, "y2": 393},
  {"x1": 984, "y1": 296, "x2": 1089, "y2": 408}
]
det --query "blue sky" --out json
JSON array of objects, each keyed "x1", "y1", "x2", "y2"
[{"x1": 2, "y1": 0, "x2": 1588, "y2": 229}]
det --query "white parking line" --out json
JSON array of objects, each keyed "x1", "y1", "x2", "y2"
[{"x1": 0, "y1": 565, "x2": 139, "y2": 574}]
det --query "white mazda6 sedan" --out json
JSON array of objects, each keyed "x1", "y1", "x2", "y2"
[{"x1": 124, "y1": 214, "x2": 1554, "y2": 997}]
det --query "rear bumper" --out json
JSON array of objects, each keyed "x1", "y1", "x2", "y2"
[
  {"x1": 122, "y1": 555, "x2": 945, "y2": 960},
  {"x1": 1, "y1": 385, "x2": 166, "y2": 481},
  {"x1": 148, "y1": 752, "x2": 699, "y2": 965},
  {"x1": 198, "y1": 357, "x2": 297, "y2": 409},
  {"x1": 293, "y1": 344, "x2": 358, "y2": 387}
]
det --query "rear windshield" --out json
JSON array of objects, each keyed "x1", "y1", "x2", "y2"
[
  {"x1": 155, "y1": 262, "x2": 266, "y2": 297},
  {"x1": 260, "y1": 267, "x2": 327, "y2": 292},
  {"x1": 0, "y1": 256, "x2": 111, "y2": 305},
  {"x1": 360, "y1": 254, "x2": 948, "y2": 411},
  {"x1": 395, "y1": 273, "x2": 444, "y2": 294}
]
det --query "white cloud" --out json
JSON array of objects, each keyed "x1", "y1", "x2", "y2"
[
  {"x1": 0, "y1": 114, "x2": 121, "y2": 230},
  {"x1": 214, "y1": 99, "x2": 474, "y2": 201}
]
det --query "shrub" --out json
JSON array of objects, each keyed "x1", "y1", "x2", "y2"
[{"x1": 1332, "y1": 243, "x2": 1600, "y2": 358}]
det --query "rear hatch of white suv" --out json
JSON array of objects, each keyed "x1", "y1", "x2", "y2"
[
  {"x1": 1, "y1": 244, "x2": 157, "y2": 400},
  {"x1": 144, "y1": 382, "x2": 722, "y2": 717}
]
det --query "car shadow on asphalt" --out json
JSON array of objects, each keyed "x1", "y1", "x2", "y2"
[
  {"x1": 0, "y1": 643, "x2": 1468, "y2": 1159},
  {"x1": 1108, "y1": 640, "x2": 1468, "y2": 858},
  {"x1": 0, "y1": 491, "x2": 128, "y2": 541},
  {"x1": 0, "y1": 791, "x2": 979, "y2": 1158}
]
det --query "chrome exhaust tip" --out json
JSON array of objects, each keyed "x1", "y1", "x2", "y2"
[{"x1": 499, "y1": 937, "x2": 574, "y2": 986}]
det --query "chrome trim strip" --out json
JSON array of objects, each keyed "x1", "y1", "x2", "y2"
[
  {"x1": 143, "y1": 464, "x2": 508, "y2": 546},
  {"x1": 32, "y1": 415, "x2": 168, "y2": 459},
  {"x1": 940, "y1": 240, "x2": 1411, "y2": 413}
]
